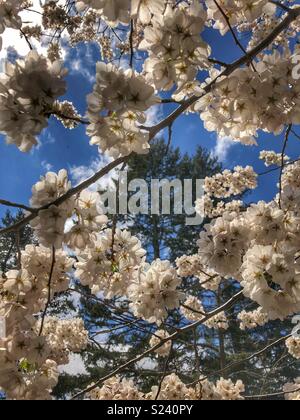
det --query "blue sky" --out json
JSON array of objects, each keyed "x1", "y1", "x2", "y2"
[{"x1": 1, "y1": 8, "x2": 300, "y2": 218}]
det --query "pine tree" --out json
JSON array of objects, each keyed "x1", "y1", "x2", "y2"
[{"x1": 125, "y1": 139, "x2": 222, "y2": 260}]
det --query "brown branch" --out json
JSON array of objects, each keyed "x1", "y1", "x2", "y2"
[
  {"x1": 20, "y1": 29, "x2": 33, "y2": 50},
  {"x1": 245, "y1": 387, "x2": 300, "y2": 400},
  {"x1": 270, "y1": 1, "x2": 291, "y2": 12},
  {"x1": 0, "y1": 199, "x2": 34, "y2": 213},
  {"x1": 51, "y1": 111, "x2": 89, "y2": 125},
  {"x1": 181, "y1": 303, "x2": 206, "y2": 317},
  {"x1": 129, "y1": 19, "x2": 134, "y2": 68}
]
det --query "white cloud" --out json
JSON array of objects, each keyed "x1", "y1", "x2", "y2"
[
  {"x1": 136, "y1": 358, "x2": 157, "y2": 370},
  {"x1": 41, "y1": 160, "x2": 53, "y2": 172},
  {"x1": 59, "y1": 353, "x2": 87, "y2": 376},
  {"x1": 118, "y1": 57, "x2": 131, "y2": 71},
  {"x1": 68, "y1": 44, "x2": 96, "y2": 83},
  {"x1": 212, "y1": 136, "x2": 237, "y2": 162},
  {"x1": 70, "y1": 154, "x2": 119, "y2": 191},
  {"x1": 145, "y1": 104, "x2": 163, "y2": 128}
]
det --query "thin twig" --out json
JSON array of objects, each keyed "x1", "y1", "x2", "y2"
[
  {"x1": 279, "y1": 124, "x2": 292, "y2": 208},
  {"x1": 155, "y1": 342, "x2": 174, "y2": 400},
  {"x1": 20, "y1": 29, "x2": 33, "y2": 50},
  {"x1": 39, "y1": 247, "x2": 56, "y2": 336}
]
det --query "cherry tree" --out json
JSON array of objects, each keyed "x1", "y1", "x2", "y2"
[{"x1": 0, "y1": 0, "x2": 300, "y2": 400}]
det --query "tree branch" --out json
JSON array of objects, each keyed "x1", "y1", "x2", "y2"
[{"x1": 0, "y1": 199, "x2": 34, "y2": 213}]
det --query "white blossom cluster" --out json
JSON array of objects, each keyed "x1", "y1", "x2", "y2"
[
  {"x1": 76, "y1": 0, "x2": 131, "y2": 27},
  {"x1": 243, "y1": 2, "x2": 298, "y2": 52},
  {"x1": 192, "y1": 378, "x2": 221, "y2": 400},
  {"x1": 241, "y1": 244, "x2": 300, "y2": 320},
  {"x1": 0, "y1": 52, "x2": 67, "y2": 152},
  {"x1": 203, "y1": 166, "x2": 257, "y2": 199},
  {"x1": 149, "y1": 330, "x2": 172, "y2": 357},
  {"x1": 52, "y1": 100, "x2": 82, "y2": 129},
  {"x1": 129, "y1": 260, "x2": 184, "y2": 324},
  {"x1": 205, "y1": 312, "x2": 229, "y2": 331},
  {"x1": 140, "y1": 1, "x2": 210, "y2": 91},
  {"x1": 214, "y1": 378, "x2": 245, "y2": 401},
  {"x1": 176, "y1": 255, "x2": 222, "y2": 291},
  {"x1": 0, "y1": 245, "x2": 73, "y2": 400},
  {"x1": 196, "y1": 196, "x2": 244, "y2": 219},
  {"x1": 181, "y1": 296, "x2": 229, "y2": 330},
  {"x1": 280, "y1": 160, "x2": 300, "y2": 213},
  {"x1": 30, "y1": 170, "x2": 107, "y2": 250},
  {"x1": 75, "y1": 228, "x2": 146, "y2": 298},
  {"x1": 181, "y1": 295, "x2": 205, "y2": 323},
  {"x1": 36, "y1": 317, "x2": 88, "y2": 365},
  {"x1": 65, "y1": 190, "x2": 108, "y2": 250},
  {"x1": 197, "y1": 195, "x2": 300, "y2": 320},
  {"x1": 195, "y1": 51, "x2": 300, "y2": 145},
  {"x1": 237, "y1": 308, "x2": 269, "y2": 330},
  {"x1": 286, "y1": 337, "x2": 300, "y2": 360},
  {"x1": 88, "y1": 376, "x2": 144, "y2": 400},
  {"x1": 89, "y1": 373, "x2": 246, "y2": 401},
  {"x1": 195, "y1": 166, "x2": 256, "y2": 218},
  {"x1": 131, "y1": 0, "x2": 165, "y2": 25},
  {"x1": 153, "y1": 375, "x2": 244, "y2": 400},
  {"x1": 150, "y1": 373, "x2": 192, "y2": 400},
  {"x1": 283, "y1": 378, "x2": 300, "y2": 400},
  {"x1": 30, "y1": 170, "x2": 74, "y2": 249},
  {"x1": 260, "y1": 151, "x2": 290, "y2": 167},
  {"x1": 205, "y1": 0, "x2": 275, "y2": 35},
  {"x1": 87, "y1": 63, "x2": 158, "y2": 157},
  {"x1": 21, "y1": 244, "x2": 74, "y2": 296},
  {"x1": 77, "y1": 0, "x2": 167, "y2": 29}
]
